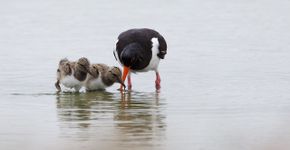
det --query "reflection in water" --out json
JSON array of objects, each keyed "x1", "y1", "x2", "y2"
[
  {"x1": 115, "y1": 92, "x2": 166, "y2": 147},
  {"x1": 56, "y1": 91, "x2": 166, "y2": 148},
  {"x1": 56, "y1": 92, "x2": 116, "y2": 129}
]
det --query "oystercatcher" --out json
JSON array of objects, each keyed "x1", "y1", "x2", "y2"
[
  {"x1": 113, "y1": 28, "x2": 167, "y2": 90},
  {"x1": 55, "y1": 57, "x2": 92, "y2": 92},
  {"x1": 84, "y1": 64, "x2": 125, "y2": 91}
]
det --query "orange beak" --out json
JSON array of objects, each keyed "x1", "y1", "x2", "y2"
[{"x1": 120, "y1": 66, "x2": 130, "y2": 90}]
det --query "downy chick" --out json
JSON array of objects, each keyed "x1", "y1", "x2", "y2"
[
  {"x1": 85, "y1": 64, "x2": 125, "y2": 91},
  {"x1": 55, "y1": 57, "x2": 92, "y2": 92}
]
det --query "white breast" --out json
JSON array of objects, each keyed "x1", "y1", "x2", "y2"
[
  {"x1": 85, "y1": 76, "x2": 107, "y2": 91},
  {"x1": 141, "y1": 37, "x2": 160, "y2": 72},
  {"x1": 60, "y1": 75, "x2": 82, "y2": 89}
]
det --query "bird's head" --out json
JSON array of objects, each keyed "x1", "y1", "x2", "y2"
[
  {"x1": 119, "y1": 42, "x2": 150, "y2": 90},
  {"x1": 120, "y1": 43, "x2": 145, "y2": 68},
  {"x1": 108, "y1": 66, "x2": 126, "y2": 88},
  {"x1": 76, "y1": 57, "x2": 93, "y2": 75}
]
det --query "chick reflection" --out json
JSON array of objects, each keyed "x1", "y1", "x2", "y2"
[
  {"x1": 56, "y1": 92, "x2": 115, "y2": 129},
  {"x1": 55, "y1": 91, "x2": 166, "y2": 144},
  {"x1": 114, "y1": 91, "x2": 166, "y2": 146}
]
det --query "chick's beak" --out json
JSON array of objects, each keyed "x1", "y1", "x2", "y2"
[{"x1": 116, "y1": 76, "x2": 126, "y2": 89}]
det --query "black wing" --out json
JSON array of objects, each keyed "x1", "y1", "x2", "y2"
[
  {"x1": 157, "y1": 34, "x2": 167, "y2": 59},
  {"x1": 116, "y1": 28, "x2": 167, "y2": 59}
]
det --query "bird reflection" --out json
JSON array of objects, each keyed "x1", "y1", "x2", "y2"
[
  {"x1": 55, "y1": 90, "x2": 166, "y2": 145},
  {"x1": 56, "y1": 91, "x2": 115, "y2": 128},
  {"x1": 114, "y1": 91, "x2": 166, "y2": 146}
]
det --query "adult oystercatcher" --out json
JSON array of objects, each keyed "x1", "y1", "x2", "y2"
[{"x1": 113, "y1": 28, "x2": 167, "y2": 90}]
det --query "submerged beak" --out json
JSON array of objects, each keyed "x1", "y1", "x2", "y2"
[{"x1": 120, "y1": 66, "x2": 130, "y2": 90}]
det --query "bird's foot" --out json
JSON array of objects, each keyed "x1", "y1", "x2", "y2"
[{"x1": 118, "y1": 85, "x2": 126, "y2": 92}]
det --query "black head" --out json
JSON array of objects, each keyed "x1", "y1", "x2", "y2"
[{"x1": 120, "y1": 42, "x2": 151, "y2": 70}]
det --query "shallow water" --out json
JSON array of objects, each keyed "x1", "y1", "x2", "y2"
[{"x1": 1, "y1": 0, "x2": 290, "y2": 150}]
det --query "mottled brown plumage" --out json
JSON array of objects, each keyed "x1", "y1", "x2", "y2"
[
  {"x1": 85, "y1": 64, "x2": 125, "y2": 91},
  {"x1": 55, "y1": 57, "x2": 92, "y2": 92},
  {"x1": 74, "y1": 57, "x2": 91, "y2": 81}
]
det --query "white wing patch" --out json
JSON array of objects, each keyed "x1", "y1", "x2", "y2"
[{"x1": 141, "y1": 37, "x2": 160, "y2": 72}]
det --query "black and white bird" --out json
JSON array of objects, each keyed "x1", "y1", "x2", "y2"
[{"x1": 113, "y1": 28, "x2": 167, "y2": 90}]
